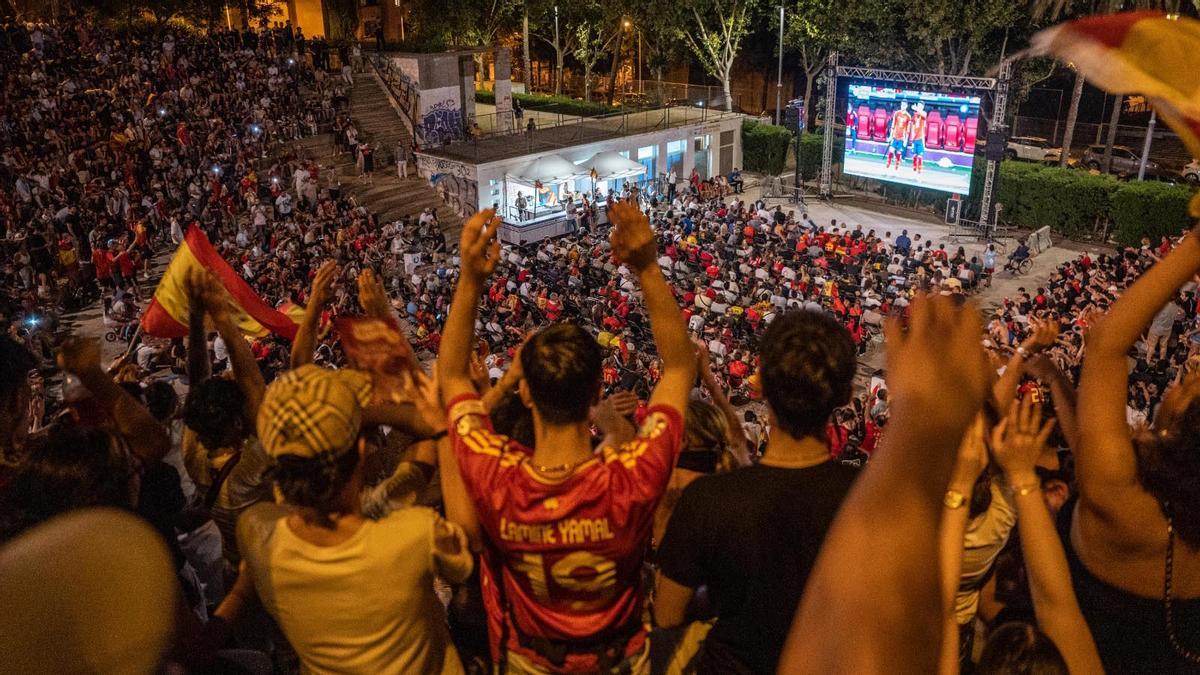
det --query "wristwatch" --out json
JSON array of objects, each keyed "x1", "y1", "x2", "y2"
[{"x1": 944, "y1": 489, "x2": 967, "y2": 510}]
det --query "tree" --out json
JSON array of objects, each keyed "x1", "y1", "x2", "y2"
[
  {"x1": 629, "y1": 0, "x2": 686, "y2": 105},
  {"x1": 1030, "y1": 0, "x2": 1175, "y2": 168},
  {"x1": 409, "y1": 0, "x2": 517, "y2": 49},
  {"x1": 572, "y1": 18, "x2": 621, "y2": 101},
  {"x1": 680, "y1": 0, "x2": 760, "y2": 112},
  {"x1": 783, "y1": 0, "x2": 850, "y2": 128},
  {"x1": 532, "y1": 1, "x2": 611, "y2": 97}
]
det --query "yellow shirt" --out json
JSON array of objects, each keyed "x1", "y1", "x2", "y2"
[{"x1": 238, "y1": 503, "x2": 471, "y2": 675}]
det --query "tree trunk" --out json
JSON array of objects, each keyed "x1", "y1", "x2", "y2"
[
  {"x1": 1101, "y1": 94, "x2": 1122, "y2": 174},
  {"x1": 606, "y1": 32, "x2": 624, "y2": 106},
  {"x1": 523, "y1": 8, "x2": 532, "y2": 94},
  {"x1": 555, "y1": 47, "x2": 564, "y2": 95},
  {"x1": 1060, "y1": 69, "x2": 1084, "y2": 167},
  {"x1": 584, "y1": 64, "x2": 593, "y2": 101},
  {"x1": 721, "y1": 73, "x2": 732, "y2": 112},
  {"x1": 802, "y1": 69, "x2": 815, "y2": 130}
]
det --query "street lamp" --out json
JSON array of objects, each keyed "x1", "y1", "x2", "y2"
[{"x1": 775, "y1": 1, "x2": 784, "y2": 125}]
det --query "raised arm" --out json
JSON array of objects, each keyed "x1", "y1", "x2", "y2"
[
  {"x1": 191, "y1": 270, "x2": 265, "y2": 425},
  {"x1": 1077, "y1": 225, "x2": 1200, "y2": 513},
  {"x1": 608, "y1": 200, "x2": 695, "y2": 414},
  {"x1": 695, "y1": 341, "x2": 751, "y2": 465},
  {"x1": 937, "y1": 417, "x2": 987, "y2": 675},
  {"x1": 59, "y1": 337, "x2": 170, "y2": 465},
  {"x1": 992, "y1": 397, "x2": 1104, "y2": 675},
  {"x1": 992, "y1": 319, "x2": 1058, "y2": 415},
  {"x1": 290, "y1": 260, "x2": 337, "y2": 370},
  {"x1": 439, "y1": 209, "x2": 501, "y2": 406},
  {"x1": 409, "y1": 367, "x2": 481, "y2": 550},
  {"x1": 1023, "y1": 354, "x2": 1079, "y2": 454},
  {"x1": 186, "y1": 285, "x2": 211, "y2": 386},
  {"x1": 781, "y1": 295, "x2": 990, "y2": 675}
]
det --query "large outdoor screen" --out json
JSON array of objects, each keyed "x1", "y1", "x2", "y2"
[{"x1": 844, "y1": 83, "x2": 982, "y2": 195}]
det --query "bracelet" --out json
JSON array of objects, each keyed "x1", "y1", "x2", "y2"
[
  {"x1": 1009, "y1": 481, "x2": 1041, "y2": 497},
  {"x1": 944, "y1": 489, "x2": 967, "y2": 510}
]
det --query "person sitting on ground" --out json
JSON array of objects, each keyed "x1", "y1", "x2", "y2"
[{"x1": 437, "y1": 202, "x2": 696, "y2": 673}]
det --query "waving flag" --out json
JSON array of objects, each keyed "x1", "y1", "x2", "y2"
[
  {"x1": 140, "y1": 225, "x2": 301, "y2": 340},
  {"x1": 1030, "y1": 11, "x2": 1200, "y2": 210}
]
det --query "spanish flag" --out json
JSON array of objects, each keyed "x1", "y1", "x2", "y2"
[
  {"x1": 1031, "y1": 12, "x2": 1200, "y2": 177},
  {"x1": 140, "y1": 225, "x2": 301, "y2": 340}
]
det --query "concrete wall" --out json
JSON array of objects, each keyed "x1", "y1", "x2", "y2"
[{"x1": 286, "y1": 0, "x2": 326, "y2": 40}]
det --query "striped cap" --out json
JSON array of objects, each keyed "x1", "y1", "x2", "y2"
[{"x1": 257, "y1": 365, "x2": 374, "y2": 460}]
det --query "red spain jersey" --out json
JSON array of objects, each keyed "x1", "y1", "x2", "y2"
[
  {"x1": 890, "y1": 110, "x2": 912, "y2": 141},
  {"x1": 911, "y1": 110, "x2": 928, "y2": 141},
  {"x1": 447, "y1": 393, "x2": 683, "y2": 672}
]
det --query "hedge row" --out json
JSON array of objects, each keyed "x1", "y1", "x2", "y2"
[
  {"x1": 738, "y1": 123, "x2": 840, "y2": 179},
  {"x1": 474, "y1": 90, "x2": 614, "y2": 117},
  {"x1": 989, "y1": 162, "x2": 1196, "y2": 245},
  {"x1": 741, "y1": 120, "x2": 792, "y2": 175}
]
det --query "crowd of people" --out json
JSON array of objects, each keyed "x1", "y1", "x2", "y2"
[{"x1": 3, "y1": 16, "x2": 1200, "y2": 675}]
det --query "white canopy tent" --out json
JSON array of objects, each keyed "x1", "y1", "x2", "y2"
[
  {"x1": 574, "y1": 151, "x2": 646, "y2": 181},
  {"x1": 509, "y1": 154, "x2": 583, "y2": 183}
]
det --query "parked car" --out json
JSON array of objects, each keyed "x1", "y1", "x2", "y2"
[
  {"x1": 1006, "y1": 136, "x2": 1063, "y2": 164},
  {"x1": 1081, "y1": 144, "x2": 1168, "y2": 178},
  {"x1": 1181, "y1": 159, "x2": 1199, "y2": 184}
]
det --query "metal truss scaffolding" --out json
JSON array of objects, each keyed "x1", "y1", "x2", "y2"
[
  {"x1": 834, "y1": 66, "x2": 996, "y2": 90},
  {"x1": 818, "y1": 55, "x2": 1010, "y2": 241}
]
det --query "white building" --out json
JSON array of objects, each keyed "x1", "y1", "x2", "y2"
[{"x1": 414, "y1": 107, "x2": 745, "y2": 244}]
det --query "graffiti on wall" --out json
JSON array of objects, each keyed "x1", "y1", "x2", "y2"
[
  {"x1": 416, "y1": 154, "x2": 475, "y2": 180},
  {"x1": 430, "y1": 173, "x2": 478, "y2": 218},
  {"x1": 419, "y1": 99, "x2": 463, "y2": 146}
]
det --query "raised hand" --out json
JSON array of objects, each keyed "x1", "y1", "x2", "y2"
[
  {"x1": 402, "y1": 366, "x2": 448, "y2": 436},
  {"x1": 186, "y1": 268, "x2": 231, "y2": 321},
  {"x1": 883, "y1": 294, "x2": 989, "y2": 426},
  {"x1": 310, "y1": 260, "x2": 339, "y2": 310},
  {"x1": 990, "y1": 396, "x2": 1055, "y2": 485},
  {"x1": 1021, "y1": 317, "x2": 1059, "y2": 354},
  {"x1": 57, "y1": 336, "x2": 102, "y2": 375},
  {"x1": 458, "y1": 208, "x2": 502, "y2": 287},
  {"x1": 949, "y1": 415, "x2": 989, "y2": 491},
  {"x1": 356, "y1": 267, "x2": 391, "y2": 319},
  {"x1": 608, "y1": 200, "x2": 657, "y2": 273}
]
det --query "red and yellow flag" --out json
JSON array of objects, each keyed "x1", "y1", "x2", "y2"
[
  {"x1": 1031, "y1": 12, "x2": 1200, "y2": 169},
  {"x1": 140, "y1": 225, "x2": 301, "y2": 340}
]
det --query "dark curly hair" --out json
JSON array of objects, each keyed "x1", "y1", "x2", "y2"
[
  {"x1": 759, "y1": 310, "x2": 857, "y2": 440},
  {"x1": 269, "y1": 449, "x2": 360, "y2": 520},
  {"x1": 520, "y1": 324, "x2": 603, "y2": 425},
  {"x1": 976, "y1": 622, "x2": 1067, "y2": 675},
  {"x1": 0, "y1": 426, "x2": 134, "y2": 540},
  {"x1": 1135, "y1": 396, "x2": 1200, "y2": 548},
  {"x1": 182, "y1": 378, "x2": 247, "y2": 450}
]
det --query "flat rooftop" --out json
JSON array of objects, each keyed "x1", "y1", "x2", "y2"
[{"x1": 421, "y1": 106, "x2": 740, "y2": 165}]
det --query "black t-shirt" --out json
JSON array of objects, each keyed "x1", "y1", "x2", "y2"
[{"x1": 657, "y1": 461, "x2": 858, "y2": 674}]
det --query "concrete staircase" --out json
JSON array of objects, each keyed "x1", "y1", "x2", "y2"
[{"x1": 293, "y1": 72, "x2": 463, "y2": 241}]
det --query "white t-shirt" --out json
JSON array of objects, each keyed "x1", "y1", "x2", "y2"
[{"x1": 238, "y1": 503, "x2": 471, "y2": 675}]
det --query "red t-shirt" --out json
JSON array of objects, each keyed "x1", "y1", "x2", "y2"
[
  {"x1": 92, "y1": 249, "x2": 112, "y2": 278},
  {"x1": 447, "y1": 394, "x2": 683, "y2": 672}
]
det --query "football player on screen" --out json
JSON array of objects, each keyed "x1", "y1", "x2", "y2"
[
  {"x1": 909, "y1": 101, "x2": 928, "y2": 174},
  {"x1": 884, "y1": 101, "x2": 912, "y2": 171}
]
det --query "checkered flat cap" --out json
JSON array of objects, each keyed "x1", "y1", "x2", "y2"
[{"x1": 257, "y1": 365, "x2": 374, "y2": 460}]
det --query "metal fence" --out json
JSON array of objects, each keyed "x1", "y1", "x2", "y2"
[{"x1": 1011, "y1": 115, "x2": 1193, "y2": 168}]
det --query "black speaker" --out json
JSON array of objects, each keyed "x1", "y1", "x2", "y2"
[{"x1": 985, "y1": 129, "x2": 1008, "y2": 162}]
